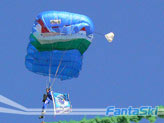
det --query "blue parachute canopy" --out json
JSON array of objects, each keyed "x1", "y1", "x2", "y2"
[
  {"x1": 34, "y1": 11, "x2": 94, "y2": 35},
  {"x1": 25, "y1": 11, "x2": 94, "y2": 80},
  {"x1": 25, "y1": 44, "x2": 82, "y2": 80}
]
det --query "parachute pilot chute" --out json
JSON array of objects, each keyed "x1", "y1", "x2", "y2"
[{"x1": 105, "y1": 32, "x2": 115, "y2": 42}]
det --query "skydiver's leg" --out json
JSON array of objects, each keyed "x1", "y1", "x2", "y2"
[
  {"x1": 42, "y1": 98, "x2": 50, "y2": 113},
  {"x1": 39, "y1": 98, "x2": 50, "y2": 119}
]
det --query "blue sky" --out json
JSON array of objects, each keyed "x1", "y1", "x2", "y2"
[{"x1": 0, "y1": 0, "x2": 164, "y2": 123}]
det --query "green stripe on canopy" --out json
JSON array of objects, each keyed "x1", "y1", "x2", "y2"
[{"x1": 30, "y1": 34, "x2": 91, "y2": 54}]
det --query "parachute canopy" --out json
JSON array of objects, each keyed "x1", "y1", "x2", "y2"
[
  {"x1": 25, "y1": 44, "x2": 82, "y2": 80},
  {"x1": 31, "y1": 11, "x2": 94, "y2": 54},
  {"x1": 25, "y1": 11, "x2": 94, "y2": 80}
]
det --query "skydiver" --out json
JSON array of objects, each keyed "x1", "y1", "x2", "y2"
[
  {"x1": 39, "y1": 88, "x2": 52, "y2": 119},
  {"x1": 39, "y1": 88, "x2": 71, "y2": 119}
]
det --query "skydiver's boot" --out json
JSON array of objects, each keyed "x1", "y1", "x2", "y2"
[
  {"x1": 39, "y1": 115, "x2": 44, "y2": 119},
  {"x1": 39, "y1": 110, "x2": 46, "y2": 119}
]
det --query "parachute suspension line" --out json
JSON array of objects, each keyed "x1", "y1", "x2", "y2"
[
  {"x1": 94, "y1": 31, "x2": 105, "y2": 36},
  {"x1": 49, "y1": 59, "x2": 63, "y2": 89},
  {"x1": 50, "y1": 45, "x2": 69, "y2": 89},
  {"x1": 48, "y1": 51, "x2": 52, "y2": 83},
  {"x1": 95, "y1": 31, "x2": 115, "y2": 42},
  {"x1": 49, "y1": 14, "x2": 66, "y2": 89},
  {"x1": 46, "y1": 80, "x2": 49, "y2": 88},
  {"x1": 47, "y1": 38, "x2": 54, "y2": 88},
  {"x1": 50, "y1": 65, "x2": 66, "y2": 89},
  {"x1": 62, "y1": 16, "x2": 77, "y2": 81},
  {"x1": 57, "y1": 14, "x2": 75, "y2": 83},
  {"x1": 50, "y1": 15, "x2": 74, "y2": 89},
  {"x1": 48, "y1": 15, "x2": 58, "y2": 88}
]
